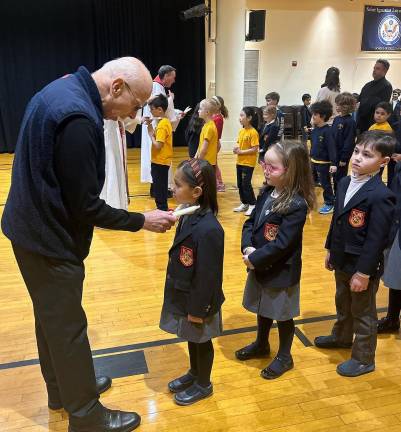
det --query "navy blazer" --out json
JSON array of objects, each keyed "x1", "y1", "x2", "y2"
[
  {"x1": 310, "y1": 124, "x2": 337, "y2": 164},
  {"x1": 241, "y1": 187, "x2": 308, "y2": 288},
  {"x1": 332, "y1": 114, "x2": 356, "y2": 163},
  {"x1": 325, "y1": 174, "x2": 395, "y2": 277},
  {"x1": 162, "y1": 209, "x2": 225, "y2": 318},
  {"x1": 389, "y1": 162, "x2": 401, "y2": 249}
]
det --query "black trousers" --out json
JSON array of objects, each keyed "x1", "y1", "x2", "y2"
[
  {"x1": 331, "y1": 270, "x2": 379, "y2": 364},
  {"x1": 12, "y1": 244, "x2": 99, "y2": 417},
  {"x1": 151, "y1": 162, "x2": 169, "y2": 211},
  {"x1": 236, "y1": 164, "x2": 256, "y2": 205},
  {"x1": 313, "y1": 163, "x2": 334, "y2": 206}
]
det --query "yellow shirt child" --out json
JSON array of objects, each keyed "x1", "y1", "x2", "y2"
[
  {"x1": 197, "y1": 120, "x2": 218, "y2": 166},
  {"x1": 236, "y1": 127, "x2": 260, "y2": 167},
  {"x1": 151, "y1": 118, "x2": 173, "y2": 166},
  {"x1": 369, "y1": 122, "x2": 393, "y2": 132}
]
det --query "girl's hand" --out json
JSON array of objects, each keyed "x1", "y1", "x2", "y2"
[
  {"x1": 233, "y1": 146, "x2": 240, "y2": 155},
  {"x1": 243, "y1": 255, "x2": 255, "y2": 269},
  {"x1": 350, "y1": 273, "x2": 369, "y2": 292},
  {"x1": 188, "y1": 314, "x2": 203, "y2": 324},
  {"x1": 147, "y1": 124, "x2": 154, "y2": 135},
  {"x1": 329, "y1": 165, "x2": 337, "y2": 174},
  {"x1": 339, "y1": 161, "x2": 347, "y2": 167}
]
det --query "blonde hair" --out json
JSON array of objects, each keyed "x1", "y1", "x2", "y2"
[
  {"x1": 200, "y1": 98, "x2": 220, "y2": 115},
  {"x1": 268, "y1": 141, "x2": 316, "y2": 214},
  {"x1": 263, "y1": 105, "x2": 277, "y2": 116}
]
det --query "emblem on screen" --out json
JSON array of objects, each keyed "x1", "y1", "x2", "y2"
[{"x1": 378, "y1": 15, "x2": 401, "y2": 46}]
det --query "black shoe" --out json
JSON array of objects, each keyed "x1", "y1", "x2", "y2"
[
  {"x1": 69, "y1": 406, "x2": 141, "y2": 432},
  {"x1": 235, "y1": 341, "x2": 270, "y2": 361},
  {"x1": 49, "y1": 376, "x2": 112, "y2": 410},
  {"x1": 377, "y1": 316, "x2": 400, "y2": 334},
  {"x1": 314, "y1": 335, "x2": 352, "y2": 349},
  {"x1": 174, "y1": 382, "x2": 213, "y2": 406},
  {"x1": 168, "y1": 371, "x2": 197, "y2": 393},
  {"x1": 260, "y1": 355, "x2": 294, "y2": 380}
]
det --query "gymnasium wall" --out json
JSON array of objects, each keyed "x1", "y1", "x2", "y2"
[{"x1": 207, "y1": 0, "x2": 401, "y2": 148}]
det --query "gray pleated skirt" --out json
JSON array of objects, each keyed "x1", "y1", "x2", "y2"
[
  {"x1": 382, "y1": 230, "x2": 401, "y2": 290},
  {"x1": 243, "y1": 270, "x2": 300, "y2": 321},
  {"x1": 159, "y1": 308, "x2": 223, "y2": 343}
]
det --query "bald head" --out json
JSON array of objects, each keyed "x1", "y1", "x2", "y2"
[{"x1": 93, "y1": 57, "x2": 153, "y2": 120}]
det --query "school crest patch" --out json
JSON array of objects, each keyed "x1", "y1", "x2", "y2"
[
  {"x1": 349, "y1": 209, "x2": 366, "y2": 228},
  {"x1": 180, "y1": 246, "x2": 194, "y2": 267},
  {"x1": 264, "y1": 223, "x2": 279, "y2": 241}
]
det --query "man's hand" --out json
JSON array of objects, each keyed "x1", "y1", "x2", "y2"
[
  {"x1": 188, "y1": 314, "x2": 203, "y2": 324},
  {"x1": 142, "y1": 210, "x2": 176, "y2": 233},
  {"x1": 243, "y1": 255, "x2": 255, "y2": 269},
  {"x1": 142, "y1": 116, "x2": 151, "y2": 125},
  {"x1": 339, "y1": 161, "x2": 347, "y2": 167},
  {"x1": 168, "y1": 90, "x2": 175, "y2": 101},
  {"x1": 350, "y1": 272, "x2": 369, "y2": 292},
  {"x1": 329, "y1": 165, "x2": 337, "y2": 174},
  {"x1": 325, "y1": 251, "x2": 334, "y2": 271}
]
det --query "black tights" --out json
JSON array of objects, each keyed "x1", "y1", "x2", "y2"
[
  {"x1": 388, "y1": 288, "x2": 401, "y2": 320},
  {"x1": 188, "y1": 340, "x2": 214, "y2": 387},
  {"x1": 256, "y1": 314, "x2": 295, "y2": 359}
]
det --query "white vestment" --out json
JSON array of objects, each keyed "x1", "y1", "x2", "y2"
[
  {"x1": 140, "y1": 81, "x2": 180, "y2": 184},
  {"x1": 100, "y1": 118, "x2": 139, "y2": 210}
]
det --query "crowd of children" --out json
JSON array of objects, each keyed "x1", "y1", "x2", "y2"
[{"x1": 141, "y1": 85, "x2": 401, "y2": 407}]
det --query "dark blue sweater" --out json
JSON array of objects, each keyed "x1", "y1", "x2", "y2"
[
  {"x1": 310, "y1": 124, "x2": 337, "y2": 164},
  {"x1": 332, "y1": 114, "x2": 356, "y2": 163},
  {"x1": 2, "y1": 66, "x2": 144, "y2": 263}
]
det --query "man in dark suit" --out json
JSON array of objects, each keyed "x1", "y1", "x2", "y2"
[{"x1": 357, "y1": 59, "x2": 393, "y2": 133}]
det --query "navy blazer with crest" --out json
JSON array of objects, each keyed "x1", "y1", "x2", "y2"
[
  {"x1": 241, "y1": 187, "x2": 308, "y2": 288},
  {"x1": 162, "y1": 209, "x2": 225, "y2": 319},
  {"x1": 325, "y1": 173, "x2": 395, "y2": 277}
]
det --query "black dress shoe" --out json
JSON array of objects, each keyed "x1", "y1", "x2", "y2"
[
  {"x1": 260, "y1": 355, "x2": 294, "y2": 380},
  {"x1": 235, "y1": 341, "x2": 270, "y2": 361},
  {"x1": 377, "y1": 316, "x2": 400, "y2": 334},
  {"x1": 314, "y1": 335, "x2": 352, "y2": 349},
  {"x1": 49, "y1": 376, "x2": 112, "y2": 410},
  {"x1": 168, "y1": 372, "x2": 197, "y2": 393},
  {"x1": 174, "y1": 382, "x2": 213, "y2": 406},
  {"x1": 69, "y1": 407, "x2": 141, "y2": 432}
]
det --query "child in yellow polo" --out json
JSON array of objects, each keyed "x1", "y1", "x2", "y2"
[
  {"x1": 147, "y1": 94, "x2": 173, "y2": 210},
  {"x1": 196, "y1": 98, "x2": 220, "y2": 167},
  {"x1": 233, "y1": 107, "x2": 260, "y2": 216}
]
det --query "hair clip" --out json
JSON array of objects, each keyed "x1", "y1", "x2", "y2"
[{"x1": 188, "y1": 159, "x2": 204, "y2": 187}]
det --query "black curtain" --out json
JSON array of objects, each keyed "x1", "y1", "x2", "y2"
[{"x1": 0, "y1": 0, "x2": 205, "y2": 152}]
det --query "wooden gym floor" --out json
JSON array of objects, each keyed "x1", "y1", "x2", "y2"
[{"x1": 0, "y1": 147, "x2": 401, "y2": 432}]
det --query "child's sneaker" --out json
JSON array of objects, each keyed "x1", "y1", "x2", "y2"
[
  {"x1": 244, "y1": 205, "x2": 255, "y2": 216},
  {"x1": 233, "y1": 203, "x2": 249, "y2": 212},
  {"x1": 319, "y1": 204, "x2": 334, "y2": 214}
]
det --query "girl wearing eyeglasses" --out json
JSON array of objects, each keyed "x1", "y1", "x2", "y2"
[{"x1": 235, "y1": 141, "x2": 316, "y2": 379}]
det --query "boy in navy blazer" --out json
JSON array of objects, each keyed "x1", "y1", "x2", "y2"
[{"x1": 315, "y1": 131, "x2": 396, "y2": 377}]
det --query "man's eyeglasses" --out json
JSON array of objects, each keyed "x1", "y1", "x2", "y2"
[{"x1": 124, "y1": 81, "x2": 143, "y2": 113}]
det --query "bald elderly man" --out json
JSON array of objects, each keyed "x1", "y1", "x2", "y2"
[{"x1": 1, "y1": 57, "x2": 175, "y2": 432}]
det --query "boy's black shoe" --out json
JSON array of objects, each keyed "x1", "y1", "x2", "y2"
[
  {"x1": 68, "y1": 405, "x2": 141, "y2": 432},
  {"x1": 174, "y1": 382, "x2": 213, "y2": 406},
  {"x1": 377, "y1": 316, "x2": 400, "y2": 334},
  {"x1": 235, "y1": 341, "x2": 270, "y2": 361},
  {"x1": 314, "y1": 334, "x2": 352, "y2": 349},
  {"x1": 49, "y1": 376, "x2": 112, "y2": 410},
  {"x1": 168, "y1": 371, "x2": 197, "y2": 393},
  {"x1": 260, "y1": 355, "x2": 294, "y2": 380}
]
